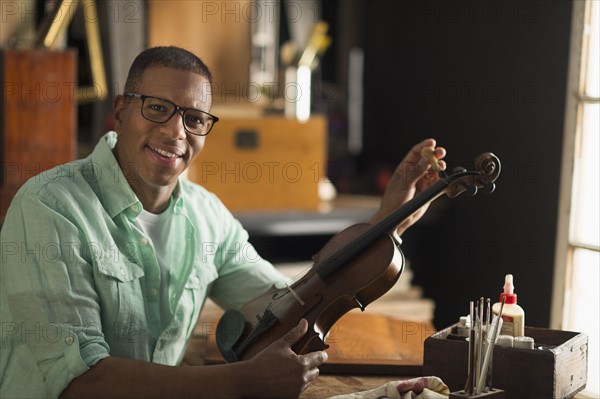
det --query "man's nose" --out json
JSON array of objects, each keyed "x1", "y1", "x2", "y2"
[{"x1": 161, "y1": 111, "x2": 187, "y2": 140}]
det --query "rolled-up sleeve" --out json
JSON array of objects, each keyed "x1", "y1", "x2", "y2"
[{"x1": 1, "y1": 191, "x2": 110, "y2": 398}]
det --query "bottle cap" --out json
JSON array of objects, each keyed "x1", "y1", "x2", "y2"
[
  {"x1": 500, "y1": 274, "x2": 518, "y2": 304},
  {"x1": 500, "y1": 292, "x2": 517, "y2": 304}
]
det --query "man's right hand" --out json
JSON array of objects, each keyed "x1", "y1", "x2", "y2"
[{"x1": 243, "y1": 319, "x2": 328, "y2": 398}]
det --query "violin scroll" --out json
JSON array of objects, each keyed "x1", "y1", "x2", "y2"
[
  {"x1": 445, "y1": 153, "x2": 501, "y2": 198},
  {"x1": 475, "y1": 152, "x2": 501, "y2": 180}
]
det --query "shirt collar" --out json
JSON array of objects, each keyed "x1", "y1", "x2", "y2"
[
  {"x1": 172, "y1": 183, "x2": 184, "y2": 213},
  {"x1": 90, "y1": 131, "x2": 141, "y2": 219}
]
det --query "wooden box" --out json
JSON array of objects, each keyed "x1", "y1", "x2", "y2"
[
  {"x1": 423, "y1": 325, "x2": 588, "y2": 399},
  {"x1": 187, "y1": 115, "x2": 327, "y2": 211}
]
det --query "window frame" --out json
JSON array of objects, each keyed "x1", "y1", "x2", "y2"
[{"x1": 551, "y1": 0, "x2": 599, "y2": 396}]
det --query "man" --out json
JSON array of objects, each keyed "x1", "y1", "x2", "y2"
[{"x1": 0, "y1": 46, "x2": 446, "y2": 398}]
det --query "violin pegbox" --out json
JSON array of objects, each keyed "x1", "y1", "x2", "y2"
[{"x1": 445, "y1": 153, "x2": 501, "y2": 198}]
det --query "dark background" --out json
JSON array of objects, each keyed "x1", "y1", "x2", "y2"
[{"x1": 297, "y1": 0, "x2": 572, "y2": 330}]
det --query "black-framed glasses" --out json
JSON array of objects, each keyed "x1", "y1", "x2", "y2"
[{"x1": 124, "y1": 92, "x2": 219, "y2": 136}]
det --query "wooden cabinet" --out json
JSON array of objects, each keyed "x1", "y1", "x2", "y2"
[{"x1": 0, "y1": 49, "x2": 77, "y2": 219}]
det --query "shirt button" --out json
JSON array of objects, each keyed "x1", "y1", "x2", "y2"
[
  {"x1": 140, "y1": 237, "x2": 148, "y2": 246},
  {"x1": 65, "y1": 336, "x2": 74, "y2": 345},
  {"x1": 120, "y1": 268, "x2": 125, "y2": 276},
  {"x1": 131, "y1": 204, "x2": 140, "y2": 213}
]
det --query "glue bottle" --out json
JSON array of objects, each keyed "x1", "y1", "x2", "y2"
[{"x1": 492, "y1": 274, "x2": 525, "y2": 337}]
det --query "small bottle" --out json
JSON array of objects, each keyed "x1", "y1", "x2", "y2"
[{"x1": 492, "y1": 274, "x2": 525, "y2": 337}]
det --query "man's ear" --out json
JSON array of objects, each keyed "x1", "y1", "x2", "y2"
[{"x1": 113, "y1": 95, "x2": 125, "y2": 132}]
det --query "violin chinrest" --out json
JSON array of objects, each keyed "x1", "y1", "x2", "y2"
[{"x1": 216, "y1": 309, "x2": 246, "y2": 362}]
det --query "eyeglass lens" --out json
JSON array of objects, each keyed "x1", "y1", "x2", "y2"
[{"x1": 142, "y1": 97, "x2": 214, "y2": 135}]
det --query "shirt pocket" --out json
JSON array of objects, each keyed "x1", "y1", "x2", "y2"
[
  {"x1": 95, "y1": 260, "x2": 148, "y2": 348},
  {"x1": 175, "y1": 263, "x2": 218, "y2": 340}
]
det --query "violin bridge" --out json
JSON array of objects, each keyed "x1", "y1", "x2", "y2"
[{"x1": 286, "y1": 284, "x2": 306, "y2": 306}]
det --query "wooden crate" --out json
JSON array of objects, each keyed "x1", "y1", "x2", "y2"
[
  {"x1": 423, "y1": 325, "x2": 588, "y2": 399},
  {"x1": 187, "y1": 115, "x2": 327, "y2": 211}
]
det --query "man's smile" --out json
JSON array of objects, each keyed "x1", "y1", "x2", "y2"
[{"x1": 148, "y1": 145, "x2": 184, "y2": 159}]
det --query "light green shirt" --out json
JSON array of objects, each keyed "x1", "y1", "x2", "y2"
[{"x1": 0, "y1": 132, "x2": 286, "y2": 398}]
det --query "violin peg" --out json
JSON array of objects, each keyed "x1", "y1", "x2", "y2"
[
  {"x1": 421, "y1": 146, "x2": 440, "y2": 172},
  {"x1": 481, "y1": 182, "x2": 496, "y2": 194},
  {"x1": 453, "y1": 166, "x2": 467, "y2": 174},
  {"x1": 465, "y1": 184, "x2": 478, "y2": 196}
]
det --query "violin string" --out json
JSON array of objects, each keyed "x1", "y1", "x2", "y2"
[
  {"x1": 318, "y1": 179, "x2": 449, "y2": 278},
  {"x1": 317, "y1": 156, "x2": 497, "y2": 278},
  {"x1": 287, "y1": 265, "x2": 312, "y2": 284}
]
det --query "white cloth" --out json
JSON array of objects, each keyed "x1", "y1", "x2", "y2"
[{"x1": 328, "y1": 376, "x2": 449, "y2": 399}]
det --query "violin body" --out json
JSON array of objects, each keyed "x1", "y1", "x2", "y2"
[
  {"x1": 216, "y1": 152, "x2": 501, "y2": 362},
  {"x1": 217, "y1": 223, "x2": 404, "y2": 361}
]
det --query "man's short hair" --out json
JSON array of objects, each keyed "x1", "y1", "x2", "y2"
[{"x1": 123, "y1": 46, "x2": 213, "y2": 94}]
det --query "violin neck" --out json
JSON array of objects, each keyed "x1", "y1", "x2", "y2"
[
  {"x1": 317, "y1": 179, "x2": 450, "y2": 279},
  {"x1": 372, "y1": 179, "x2": 450, "y2": 236}
]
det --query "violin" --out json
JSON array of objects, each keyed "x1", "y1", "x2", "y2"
[{"x1": 216, "y1": 152, "x2": 501, "y2": 362}]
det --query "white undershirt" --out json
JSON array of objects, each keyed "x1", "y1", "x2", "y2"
[{"x1": 134, "y1": 198, "x2": 175, "y2": 328}]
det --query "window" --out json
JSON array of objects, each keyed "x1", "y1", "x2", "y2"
[{"x1": 552, "y1": 0, "x2": 599, "y2": 397}]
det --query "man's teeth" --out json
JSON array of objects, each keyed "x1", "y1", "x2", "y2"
[{"x1": 151, "y1": 146, "x2": 179, "y2": 158}]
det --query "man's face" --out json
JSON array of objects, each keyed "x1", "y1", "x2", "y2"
[{"x1": 113, "y1": 66, "x2": 212, "y2": 192}]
